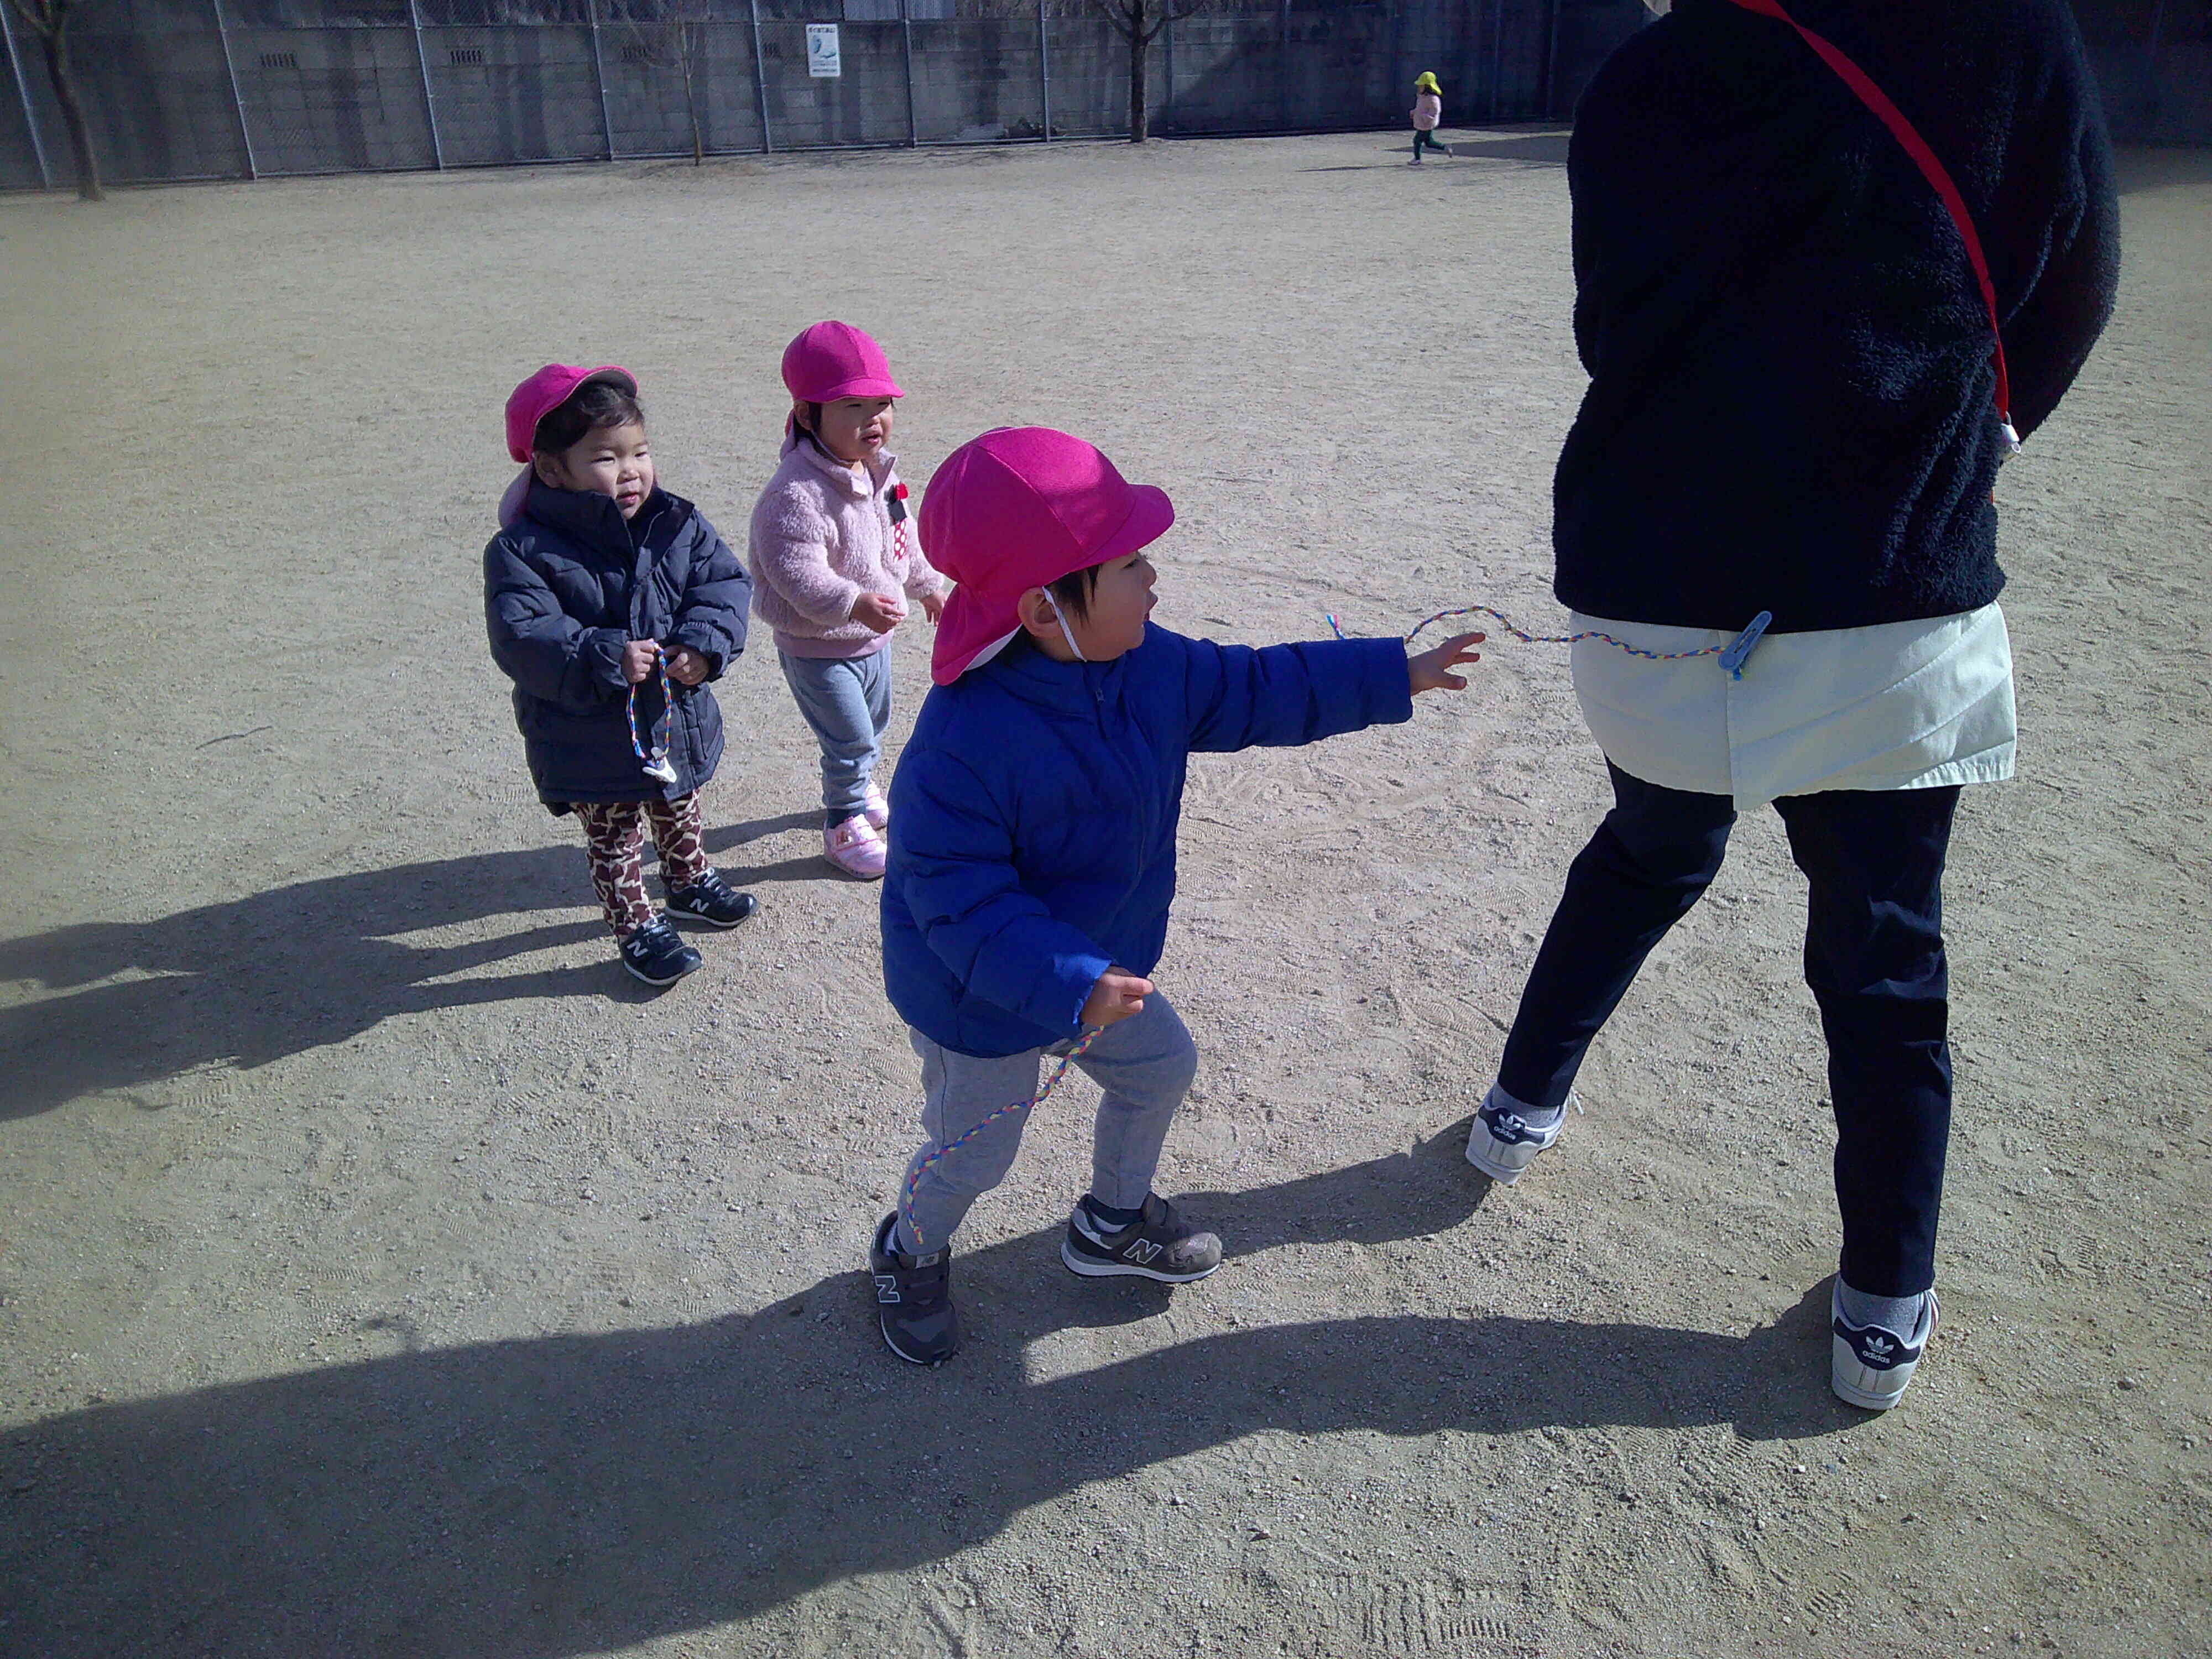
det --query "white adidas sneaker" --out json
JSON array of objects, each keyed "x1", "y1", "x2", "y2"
[
  {"x1": 1464, "y1": 1086, "x2": 1571, "y2": 1184},
  {"x1": 1830, "y1": 1284, "x2": 1937, "y2": 1410}
]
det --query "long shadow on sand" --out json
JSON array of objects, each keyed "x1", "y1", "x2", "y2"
[
  {"x1": 0, "y1": 813, "x2": 823, "y2": 1120},
  {"x1": 0, "y1": 1141, "x2": 1864, "y2": 1657}
]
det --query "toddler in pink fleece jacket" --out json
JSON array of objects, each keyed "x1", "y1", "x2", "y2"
[{"x1": 750, "y1": 321, "x2": 948, "y2": 879}]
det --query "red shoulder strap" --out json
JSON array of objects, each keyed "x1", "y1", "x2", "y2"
[{"x1": 1717, "y1": 0, "x2": 2018, "y2": 448}]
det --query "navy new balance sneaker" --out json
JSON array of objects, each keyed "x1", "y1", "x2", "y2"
[
  {"x1": 1061, "y1": 1193, "x2": 1222, "y2": 1283},
  {"x1": 869, "y1": 1212, "x2": 959, "y2": 1366},
  {"x1": 1832, "y1": 1284, "x2": 1937, "y2": 1410},
  {"x1": 1464, "y1": 1086, "x2": 1571, "y2": 1183},
  {"x1": 618, "y1": 917, "x2": 703, "y2": 987},
  {"x1": 664, "y1": 869, "x2": 760, "y2": 928}
]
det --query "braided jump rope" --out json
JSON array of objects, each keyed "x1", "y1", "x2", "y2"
[
  {"x1": 625, "y1": 654, "x2": 680, "y2": 784},
  {"x1": 1326, "y1": 603, "x2": 1775, "y2": 679},
  {"x1": 900, "y1": 1027, "x2": 1102, "y2": 1252}
]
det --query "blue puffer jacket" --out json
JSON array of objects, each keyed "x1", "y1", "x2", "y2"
[
  {"x1": 484, "y1": 479, "x2": 751, "y2": 811},
  {"x1": 881, "y1": 625, "x2": 1413, "y2": 1058}
]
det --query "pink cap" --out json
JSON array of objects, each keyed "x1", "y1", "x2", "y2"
[
  {"x1": 780, "y1": 320, "x2": 904, "y2": 404},
  {"x1": 504, "y1": 363, "x2": 637, "y2": 463},
  {"x1": 921, "y1": 427, "x2": 1175, "y2": 686}
]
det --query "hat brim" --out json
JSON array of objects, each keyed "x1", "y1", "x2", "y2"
[
  {"x1": 1089, "y1": 483, "x2": 1175, "y2": 568},
  {"x1": 928, "y1": 484, "x2": 1176, "y2": 686},
  {"x1": 806, "y1": 375, "x2": 905, "y2": 402}
]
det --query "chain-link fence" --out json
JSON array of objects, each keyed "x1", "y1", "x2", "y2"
[{"x1": 0, "y1": 0, "x2": 1658, "y2": 191}]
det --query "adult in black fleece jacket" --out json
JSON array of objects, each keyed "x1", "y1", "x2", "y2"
[
  {"x1": 1467, "y1": 0, "x2": 2121, "y2": 1413},
  {"x1": 1554, "y1": 0, "x2": 2119, "y2": 632}
]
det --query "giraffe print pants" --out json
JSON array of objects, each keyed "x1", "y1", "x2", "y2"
[{"x1": 572, "y1": 794, "x2": 709, "y2": 939}]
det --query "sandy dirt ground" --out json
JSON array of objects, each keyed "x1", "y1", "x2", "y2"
[{"x1": 0, "y1": 128, "x2": 2206, "y2": 1659}]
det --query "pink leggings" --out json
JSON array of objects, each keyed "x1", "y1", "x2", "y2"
[{"x1": 573, "y1": 794, "x2": 708, "y2": 938}]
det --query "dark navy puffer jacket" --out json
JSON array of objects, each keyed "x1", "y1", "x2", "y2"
[
  {"x1": 1555, "y1": 0, "x2": 2119, "y2": 633},
  {"x1": 484, "y1": 479, "x2": 751, "y2": 811},
  {"x1": 881, "y1": 626, "x2": 1412, "y2": 1058}
]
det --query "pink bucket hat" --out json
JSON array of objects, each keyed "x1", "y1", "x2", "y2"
[
  {"x1": 921, "y1": 427, "x2": 1175, "y2": 686},
  {"x1": 781, "y1": 321, "x2": 904, "y2": 403},
  {"x1": 504, "y1": 363, "x2": 637, "y2": 463}
]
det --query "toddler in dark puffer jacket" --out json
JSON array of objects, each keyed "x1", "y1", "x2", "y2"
[{"x1": 484, "y1": 363, "x2": 758, "y2": 988}]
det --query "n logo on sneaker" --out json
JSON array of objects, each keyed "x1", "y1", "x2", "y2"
[
  {"x1": 874, "y1": 1274, "x2": 901, "y2": 1303},
  {"x1": 1121, "y1": 1239, "x2": 1164, "y2": 1264}
]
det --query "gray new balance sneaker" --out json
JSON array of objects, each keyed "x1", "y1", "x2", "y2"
[
  {"x1": 1464, "y1": 1085, "x2": 1570, "y2": 1183},
  {"x1": 1832, "y1": 1284, "x2": 1937, "y2": 1410},
  {"x1": 1061, "y1": 1193, "x2": 1222, "y2": 1283}
]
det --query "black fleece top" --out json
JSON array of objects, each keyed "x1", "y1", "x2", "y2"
[{"x1": 1553, "y1": 0, "x2": 2119, "y2": 633}]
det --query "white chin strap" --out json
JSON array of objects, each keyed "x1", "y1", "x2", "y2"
[
  {"x1": 1642, "y1": 0, "x2": 1671, "y2": 12},
  {"x1": 1042, "y1": 591, "x2": 1087, "y2": 662}
]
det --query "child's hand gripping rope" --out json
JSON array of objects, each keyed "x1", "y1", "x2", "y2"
[
  {"x1": 623, "y1": 641, "x2": 680, "y2": 784},
  {"x1": 1328, "y1": 604, "x2": 1775, "y2": 680}
]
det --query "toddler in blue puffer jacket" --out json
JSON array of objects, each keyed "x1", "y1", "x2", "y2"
[
  {"x1": 484, "y1": 363, "x2": 758, "y2": 989},
  {"x1": 866, "y1": 426, "x2": 1485, "y2": 1366}
]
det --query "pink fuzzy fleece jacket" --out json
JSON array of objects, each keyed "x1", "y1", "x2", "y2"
[{"x1": 748, "y1": 429, "x2": 947, "y2": 660}]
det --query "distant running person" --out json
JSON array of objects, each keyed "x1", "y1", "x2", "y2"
[
  {"x1": 1462, "y1": 0, "x2": 2117, "y2": 1411},
  {"x1": 1410, "y1": 71, "x2": 1449, "y2": 165}
]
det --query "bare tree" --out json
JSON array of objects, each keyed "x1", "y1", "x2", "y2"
[
  {"x1": 8, "y1": 0, "x2": 101, "y2": 199},
  {"x1": 623, "y1": 0, "x2": 711, "y2": 165},
  {"x1": 1092, "y1": 0, "x2": 1211, "y2": 143}
]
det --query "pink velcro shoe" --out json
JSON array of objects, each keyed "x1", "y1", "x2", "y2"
[
  {"x1": 824, "y1": 813, "x2": 887, "y2": 880},
  {"x1": 863, "y1": 781, "x2": 890, "y2": 832}
]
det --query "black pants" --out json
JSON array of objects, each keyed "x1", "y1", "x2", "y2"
[
  {"x1": 1413, "y1": 128, "x2": 1447, "y2": 158},
  {"x1": 1497, "y1": 763, "x2": 1960, "y2": 1297}
]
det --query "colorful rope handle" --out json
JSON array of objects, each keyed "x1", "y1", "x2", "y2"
[{"x1": 625, "y1": 649, "x2": 675, "y2": 770}]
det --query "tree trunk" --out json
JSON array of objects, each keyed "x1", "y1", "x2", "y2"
[
  {"x1": 38, "y1": 25, "x2": 100, "y2": 201},
  {"x1": 1127, "y1": 10, "x2": 1149, "y2": 141}
]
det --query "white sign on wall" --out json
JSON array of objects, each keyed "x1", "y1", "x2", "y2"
[{"x1": 806, "y1": 24, "x2": 842, "y2": 78}]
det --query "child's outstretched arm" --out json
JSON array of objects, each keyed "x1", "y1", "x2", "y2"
[
  {"x1": 1180, "y1": 629, "x2": 1483, "y2": 754},
  {"x1": 896, "y1": 750, "x2": 1120, "y2": 1039},
  {"x1": 665, "y1": 516, "x2": 752, "y2": 684},
  {"x1": 484, "y1": 538, "x2": 629, "y2": 708}
]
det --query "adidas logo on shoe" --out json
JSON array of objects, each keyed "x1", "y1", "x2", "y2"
[
  {"x1": 1489, "y1": 1111, "x2": 1544, "y2": 1146},
  {"x1": 1464, "y1": 1088, "x2": 1571, "y2": 1184},
  {"x1": 1830, "y1": 1286, "x2": 1937, "y2": 1410}
]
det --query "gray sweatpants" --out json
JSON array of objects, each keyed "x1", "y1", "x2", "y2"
[
  {"x1": 895, "y1": 993, "x2": 1199, "y2": 1253},
  {"x1": 779, "y1": 648, "x2": 892, "y2": 824}
]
